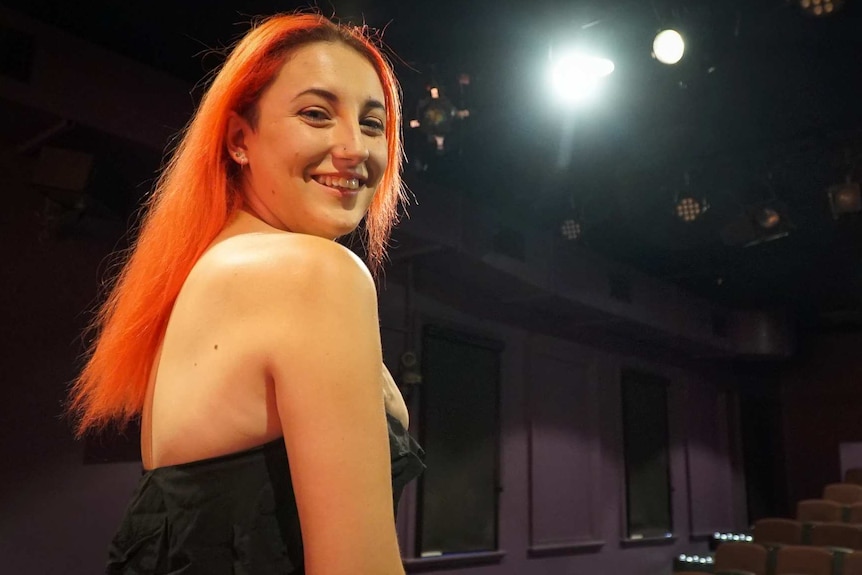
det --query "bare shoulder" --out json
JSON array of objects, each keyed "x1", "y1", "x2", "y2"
[{"x1": 196, "y1": 232, "x2": 375, "y2": 303}]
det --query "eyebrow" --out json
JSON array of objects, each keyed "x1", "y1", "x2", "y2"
[{"x1": 294, "y1": 87, "x2": 386, "y2": 112}]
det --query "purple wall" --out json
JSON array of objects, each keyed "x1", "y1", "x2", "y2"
[
  {"x1": 379, "y1": 288, "x2": 747, "y2": 575},
  {"x1": 0, "y1": 149, "x2": 143, "y2": 573}
]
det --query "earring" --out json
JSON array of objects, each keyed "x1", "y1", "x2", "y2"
[{"x1": 235, "y1": 151, "x2": 246, "y2": 164}]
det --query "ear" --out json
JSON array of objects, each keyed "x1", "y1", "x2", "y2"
[{"x1": 225, "y1": 111, "x2": 253, "y2": 165}]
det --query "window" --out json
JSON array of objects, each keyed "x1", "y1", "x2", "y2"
[
  {"x1": 621, "y1": 369, "x2": 673, "y2": 540},
  {"x1": 417, "y1": 325, "x2": 501, "y2": 556}
]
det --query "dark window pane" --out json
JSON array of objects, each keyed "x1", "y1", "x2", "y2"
[
  {"x1": 621, "y1": 369, "x2": 672, "y2": 539},
  {"x1": 417, "y1": 325, "x2": 501, "y2": 555}
]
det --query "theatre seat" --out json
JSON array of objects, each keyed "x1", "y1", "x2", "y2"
[
  {"x1": 845, "y1": 469, "x2": 862, "y2": 486},
  {"x1": 847, "y1": 503, "x2": 862, "y2": 524},
  {"x1": 809, "y1": 522, "x2": 862, "y2": 550},
  {"x1": 824, "y1": 484, "x2": 862, "y2": 505},
  {"x1": 714, "y1": 542, "x2": 769, "y2": 575},
  {"x1": 774, "y1": 545, "x2": 833, "y2": 575},
  {"x1": 843, "y1": 551, "x2": 862, "y2": 575},
  {"x1": 798, "y1": 499, "x2": 844, "y2": 523},
  {"x1": 753, "y1": 518, "x2": 803, "y2": 546}
]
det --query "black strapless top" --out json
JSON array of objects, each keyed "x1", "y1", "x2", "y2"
[{"x1": 106, "y1": 414, "x2": 425, "y2": 574}]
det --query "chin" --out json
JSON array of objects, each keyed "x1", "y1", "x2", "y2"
[{"x1": 310, "y1": 221, "x2": 361, "y2": 240}]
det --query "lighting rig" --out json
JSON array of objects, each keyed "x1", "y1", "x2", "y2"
[{"x1": 407, "y1": 71, "x2": 471, "y2": 171}]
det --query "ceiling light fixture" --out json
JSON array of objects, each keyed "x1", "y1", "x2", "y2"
[
  {"x1": 548, "y1": 50, "x2": 615, "y2": 105},
  {"x1": 560, "y1": 218, "x2": 583, "y2": 241},
  {"x1": 673, "y1": 173, "x2": 709, "y2": 223},
  {"x1": 653, "y1": 29, "x2": 685, "y2": 65},
  {"x1": 798, "y1": 0, "x2": 844, "y2": 17},
  {"x1": 675, "y1": 196, "x2": 708, "y2": 223},
  {"x1": 828, "y1": 180, "x2": 862, "y2": 219},
  {"x1": 409, "y1": 78, "x2": 471, "y2": 155},
  {"x1": 720, "y1": 200, "x2": 794, "y2": 247}
]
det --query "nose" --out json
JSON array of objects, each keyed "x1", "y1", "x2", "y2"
[{"x1": 332, "y1": 121, "x2": 370, "y2": 164}]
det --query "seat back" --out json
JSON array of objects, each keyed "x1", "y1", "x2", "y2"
[
  {"x1": 843, "y1": 552, "x2": 862, "y2": 575},
  {"x1": 847, "y1": 503, "x2": 862, "y2": 524},
  {"x1": 798, "y1": 499, "x2": 844, "y2": 523},
  {"x1": 753, "y1": 518, "x2": 803, "y2": 546},
  {"x1": 809, "y1": 522, "x2": 862, "y2": 550},
  {"x1": 774, "y1": 545, "x2": 833, "y2": 575},
  {"x1": 825, "y1": 483, "x2": 862, "y2": 505},
  {"x1": 714, "y1": 541, "x2": 769, "y2": 575},
  {"x1": 845, "y1": 469, "x2": 862, "y2": 486}
]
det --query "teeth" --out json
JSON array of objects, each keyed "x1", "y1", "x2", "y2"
[{"x1": 314, "y1": 175, "x2": 361, "y2": 190}]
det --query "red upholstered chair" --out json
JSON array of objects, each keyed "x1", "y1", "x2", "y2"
[
  {"x1": 845, "y1": 468, "x2": 862, "y2": 486},
  {"x1": 809, "y1": 522, "x2": 862, "y2": 550},
  {"x1": 753, "y1": 518, "x2": 803, "y2": 546},
  {"x1": 847, "y1": 503, "x2": 862, "y2": 524},
  {"x1": 843, "y1": 552, "x2": 862, "y2": 575},
  {"x1": 798, "y1": 499, "x2": 844, "y2": 523},
  {"x1": 774, "y1": 545, "x2": 833, "y2": 575},
  {"x1": 714, "y1": 542, "x2": 769, "y2": 575},
  {"x1": 825, "y1": 483, "x2": 862, "y2": 505}
]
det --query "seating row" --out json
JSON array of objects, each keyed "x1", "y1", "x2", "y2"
[
  {"x1": 674, "y1": 541, "x2": 862, "y2": 575},
  {"x1": 672, "y1": 473, "x2": 862, "y2": 574},
  {"x1": 755, "y1": 518, "x2": 862, "y2": 549},
  {"x1": 797, "y1": 498, "x2": 862, "y2": 523},
  {"x1": 822, "y1": 483, "x2": 862, "y2": 505}
]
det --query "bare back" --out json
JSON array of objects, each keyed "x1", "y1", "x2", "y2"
[{"x1": 141, "y1": 211, "x2": 407, "y2": 470}]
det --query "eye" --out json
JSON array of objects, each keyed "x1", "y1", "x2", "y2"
[
  {"x1": 299, "y1": 108, "x2": 331, "y2": 124},
  {"x1": 361, "y1": 117, "x2": 386, "y2": 135}
]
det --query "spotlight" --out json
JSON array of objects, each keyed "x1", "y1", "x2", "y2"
[
  {"x1": 409, "y1": 82, "x2": 471, "y2": 155},
  {"x1": 720, "y1": 200, "x2": 793, "y2": 247},
  {"x1": 653, "y1": 30, "x2": 685, "y2": 65},
  {"x1": 828, "y1": 181, "x2": 862, "y2": 219},
  {"x1": 549, "y1": 51, "x2": 615, "y2": 105},
  {"x1": 798, "y1": 0, "x2": 844, "y2": 17},
  {"x1": 755, "y1": 206, "x2": 781, "y2": 229},
  {"x1": 560, "y1": 218, "x2": 582, "y2": 241},
  {"x1": 675, "y1": 196, "x2": 708, "y2": 223}
]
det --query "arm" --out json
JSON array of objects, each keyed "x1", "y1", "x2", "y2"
[{"x1": 254, "y1": 236, "x2": 404, "y2": 575}]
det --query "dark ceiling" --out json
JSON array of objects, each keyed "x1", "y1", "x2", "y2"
[{"x1": 4, "y1": 0, "x2": 862, "y2": 330}]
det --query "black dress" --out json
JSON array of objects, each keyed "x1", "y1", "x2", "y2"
[{"x1": 106, "y1": 413, "x2": 425, "y2": 574}]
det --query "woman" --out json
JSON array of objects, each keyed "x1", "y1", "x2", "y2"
[{"x1": 68, "y1": 13, "x2": 423, "y2": 575}]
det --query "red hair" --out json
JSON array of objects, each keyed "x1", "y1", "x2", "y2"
[{"x1": 69, "y1": 13, "x2": 405, "y2": 436}]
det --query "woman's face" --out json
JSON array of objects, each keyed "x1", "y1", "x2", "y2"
[{"x1": 230, "y1": 41, "x2": 388, "y2": 239}]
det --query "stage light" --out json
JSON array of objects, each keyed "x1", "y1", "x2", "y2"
[
  {"x1": 653, "y1": 29, "x2": 685, "y2": 65},
  {"x1": 720, "y1": 200, "x2": 793, "y2": 247},
  {"x1": 673, "y1": 173, "x2": 708, "y2": 223},
  {"x1": 411, "y1": 88, "x2": 456, "y2": 154},
  {"x1": 755, "y1": 206, "x2": 781, "y2": 229},
  {"x1": 549, "y1": 51, "x2": 615, "y2": 105},
  {"x1": 560, "y1": 218, "x2": 582, "y2": 241},
  {"x1": 675, "y1": 196, "x2": 707, "y2": 222},
  {"x1": 828, "y1": 181, "x2": 862, "y2": 219},
  {"x1": 798, "y1": 0, "x2": 844, "y2": 17},
  {"x1": 408, "y1": 80, "x2": 471, "y2": 155}
]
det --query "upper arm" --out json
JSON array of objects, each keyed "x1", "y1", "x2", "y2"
[{"x1": 249, "y1": 237, "x2": 403, "y2": 575}]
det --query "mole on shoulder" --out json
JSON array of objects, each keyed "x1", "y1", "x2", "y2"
[{"x1": 214, "y1": 344, "x2": 219, "y2": 350}]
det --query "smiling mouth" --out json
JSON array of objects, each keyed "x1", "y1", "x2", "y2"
[{"x1": 312, "y1": 175, "x2": 362, "y2": 191}]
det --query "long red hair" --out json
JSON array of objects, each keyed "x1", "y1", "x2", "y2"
[{"x1": 69, "y1": 14, "x2": 405, "y2": 436}]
